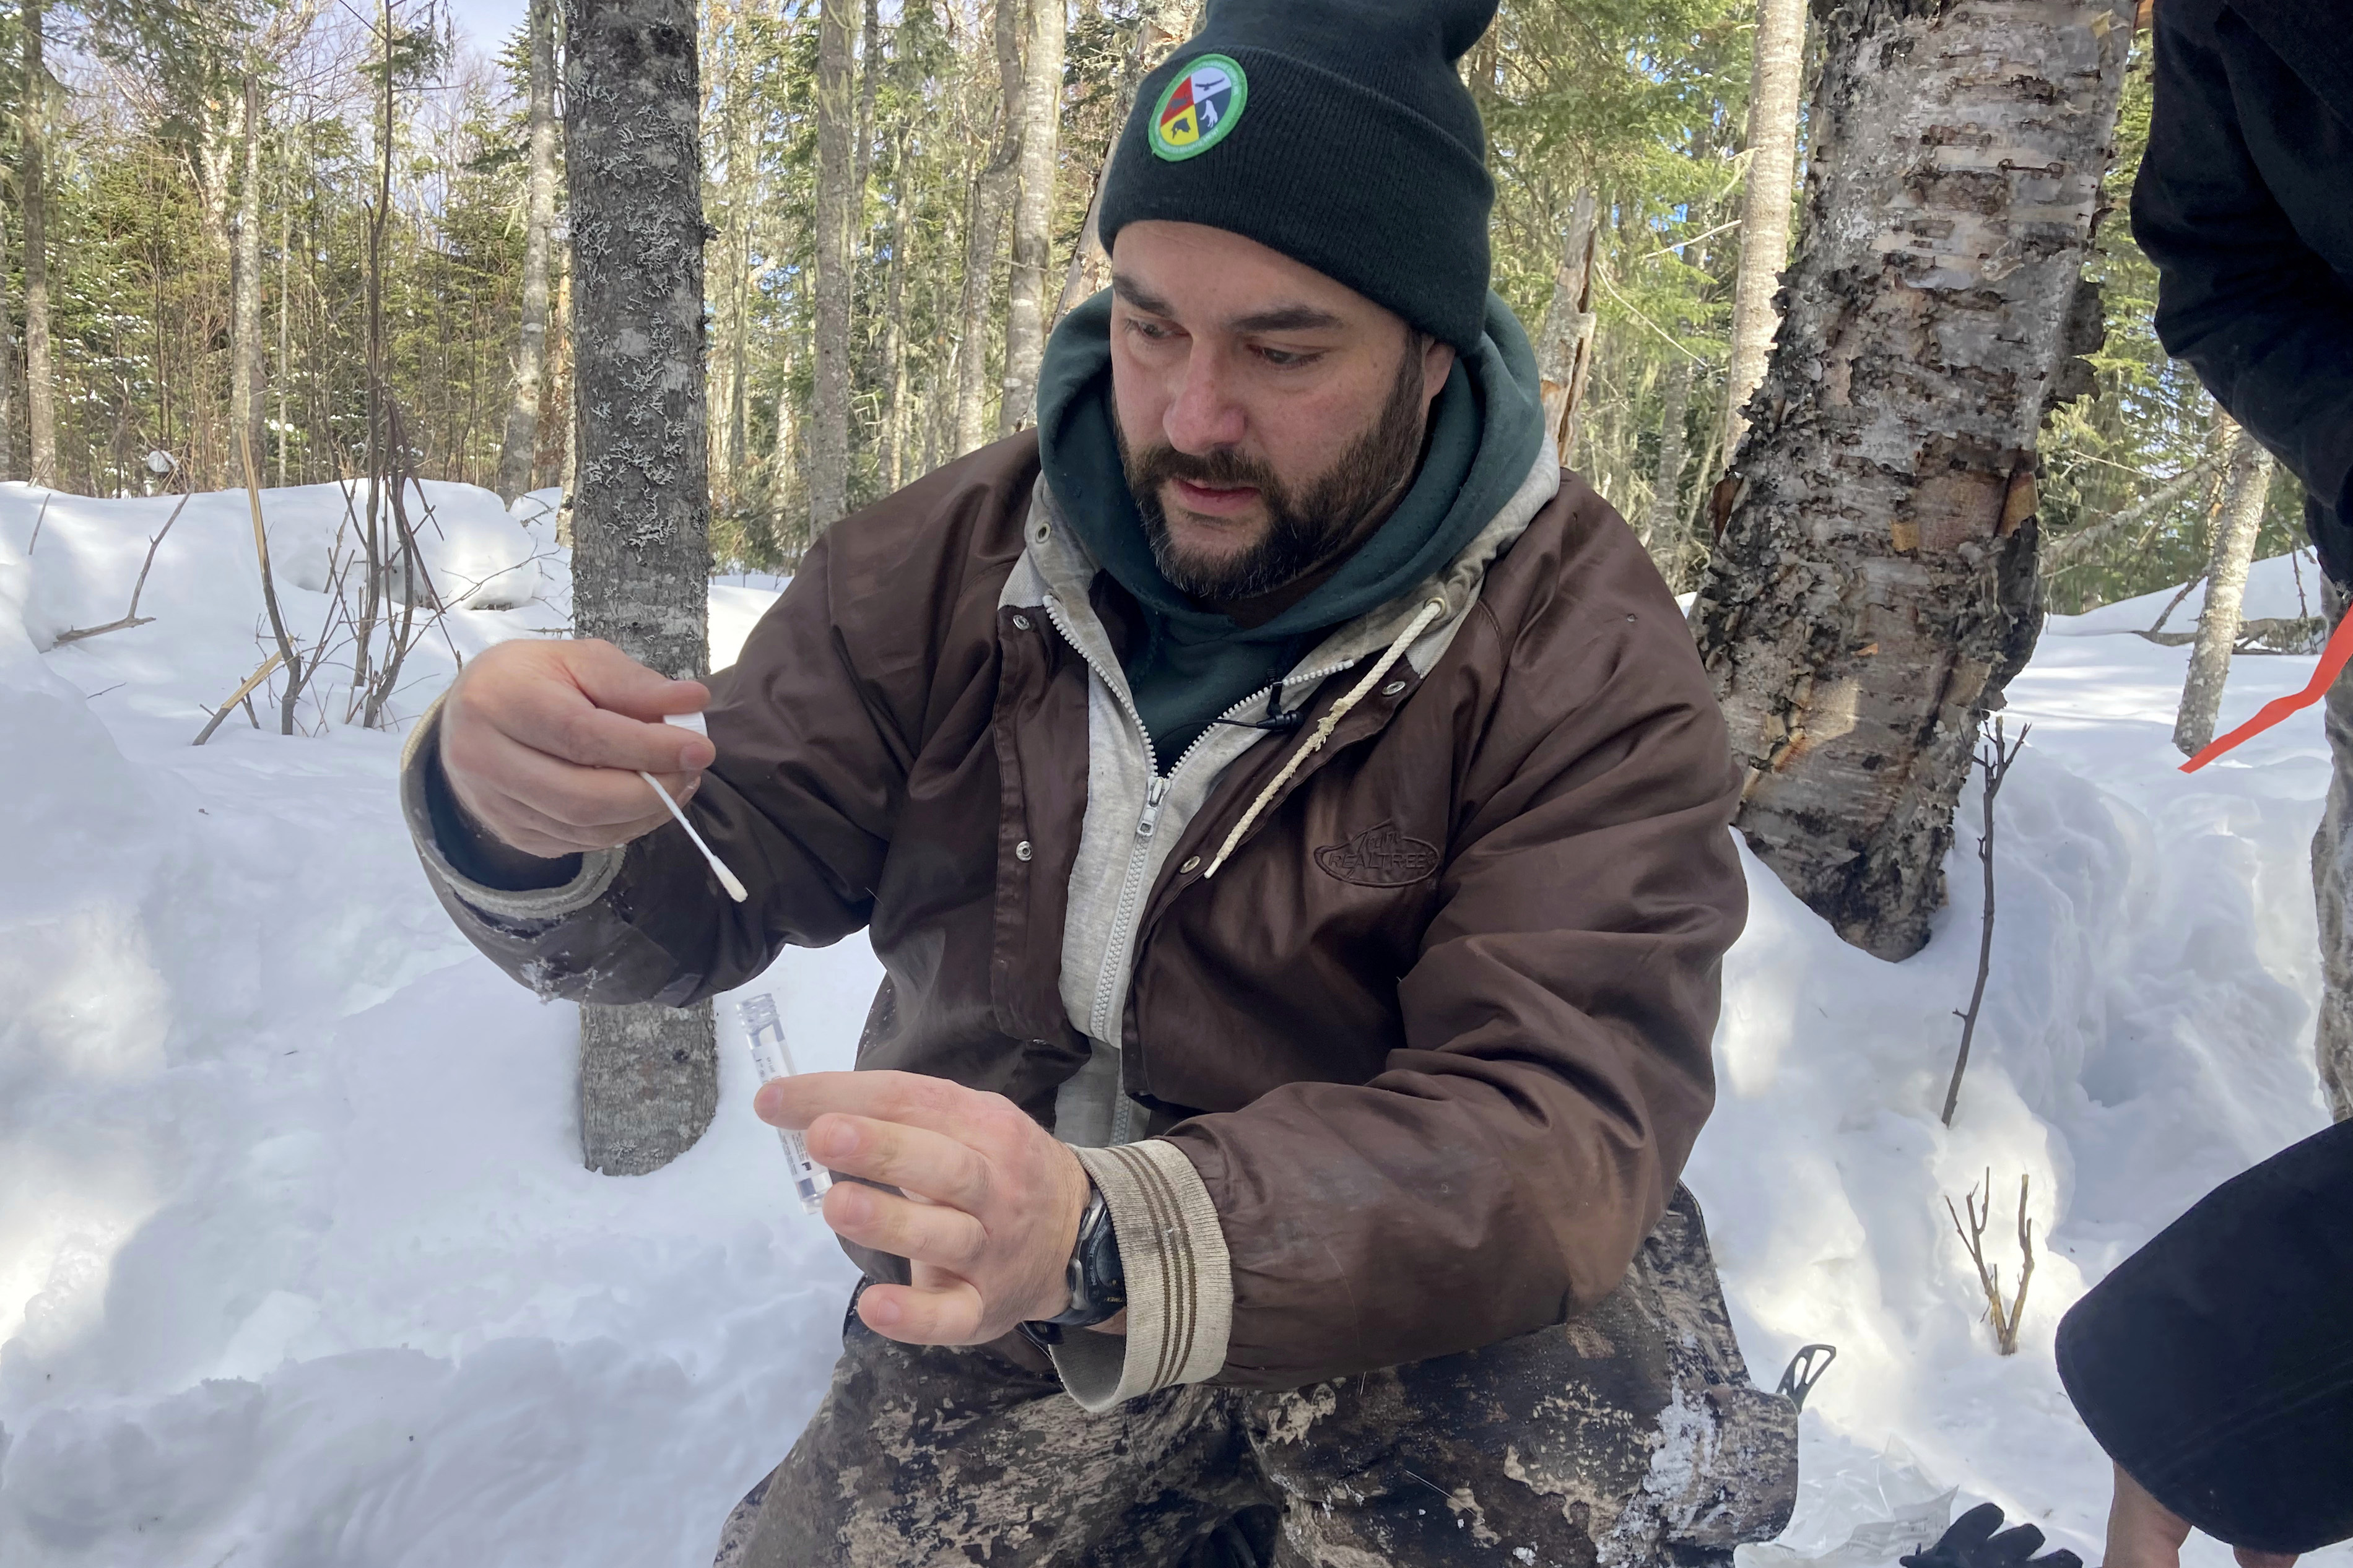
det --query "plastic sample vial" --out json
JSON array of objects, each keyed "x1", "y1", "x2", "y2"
[{"x1": 736, "y1": 989, "x2": 833, "y2": 1214}]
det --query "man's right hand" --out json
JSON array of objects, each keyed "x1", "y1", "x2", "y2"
[{"x1": 438, "y1": 638, "x2": 716, "y2": 860}]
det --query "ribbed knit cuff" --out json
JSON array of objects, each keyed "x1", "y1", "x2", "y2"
[
  {"x1": 1048, "y1": 1141, "x2": 1233, "y2": 1412},
  {"x1": 399, "y1": 695, "x2": 625, "y2": 922}
]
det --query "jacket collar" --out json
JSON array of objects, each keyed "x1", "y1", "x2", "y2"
[{"x1": 1006, "y1": 438, "x2": 1564, "y2": 695}]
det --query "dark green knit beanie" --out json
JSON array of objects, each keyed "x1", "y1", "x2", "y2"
[{"x1": 1096, "y1": 0, "x2": 1500, "y2": 355}]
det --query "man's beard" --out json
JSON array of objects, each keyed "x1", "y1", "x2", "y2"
[{"x1": 1119, "y1": 344, "x2": 1433, "y2": 604}]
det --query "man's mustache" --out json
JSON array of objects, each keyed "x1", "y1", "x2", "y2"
[{"x1": 1127, "y1": 445, "x2": 1282, "y2": 497}]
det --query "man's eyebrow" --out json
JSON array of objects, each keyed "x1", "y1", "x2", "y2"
[
  {"x1": 1110, "y1": 275, "x2": 1347, "y2": 336},
  {"x1": 1228, "y1": 304, "x2": 1346, "y2": 335},
  {"x1": 1111, "y1": 275, "x2": 1178, "y2": 316}
]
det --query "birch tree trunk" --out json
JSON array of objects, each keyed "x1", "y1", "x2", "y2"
[
  {"x1": 809, "y1": 0, "x2": 857, "y2": 531},
  {"x1": 1531, "y1": 189, "x2": 1599, "y2": 460},
  {"x1": 2173, "y1": 427, "x2": 2275, "y2": 756},
  {"x1": 498, "y1": 0, "x2": 560, "y2": 503},
  {"x1": 22, "y1": 0, "x2": 55, "y2": 488},
  {"x1": 0, "y1": 206, "x2": 15, "y2": 481},
  {"x1": 231, "y1": 71, "x2": 267, "y2": 484},
  {"x1": 954, "y1": 0, "x2": 1024, "y2": 456},
  {"x1": 999, "y1": 0, "x2": 1064, "y2": 438},
  {"x1": 1645, "y1": 349, "x2": 1695, "y2": 550},
  {"x1": 1053, "y1": 0, "x2": 1194, "y2": 321},
  {"x1": 2310, "y1": 576, "x2": 2353, "y2": 1122},
  {"x1": 565, "y1": 0, "x2": 717, "y2": 1176},
  {"x1": 1720, "y1": 0, "x2": 1806, "y2": 467},
  {"x1": 1688, "y1": 0, "x2": 2131, "y2": 961}
]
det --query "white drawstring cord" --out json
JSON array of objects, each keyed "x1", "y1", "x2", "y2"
[{"x1": 1203, "y1": 596, "x2": 1449, "y2": 880}]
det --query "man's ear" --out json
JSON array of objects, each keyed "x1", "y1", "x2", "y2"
[{"x1": 1420, "y1": 336, "x2": 1458, "y2": 405}]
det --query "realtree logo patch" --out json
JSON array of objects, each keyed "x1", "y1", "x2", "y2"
[
  {"x1": 1150, "y1": 56, "x2": 1248, "y2": 162},
  {"x1": 1314, "y1": 823, "x2": 1441, "y2": 888}
]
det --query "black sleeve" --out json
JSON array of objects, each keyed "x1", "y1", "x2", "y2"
[
  {"x1": 2131, "y1": 3, "x2": 2353, "y2": 563},
  {"x1": 2056, "y1": 1119, "x2": 2353, "y2": 1556}
]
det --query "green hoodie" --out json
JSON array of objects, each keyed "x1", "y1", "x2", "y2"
[{"x1": 1035, "y1": 289, "x2": 1547, "y2": 768}]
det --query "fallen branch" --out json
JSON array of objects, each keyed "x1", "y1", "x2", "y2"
[
  {"x1": 50, "y1": 479, "x2": 194, "y2": 647},
  {"x1": 191, "y1": 652, "x2": 287, "y2": 747},
  {"x1": 1946, "y1": 1171, "x2": 2035, "y2": 1356}
]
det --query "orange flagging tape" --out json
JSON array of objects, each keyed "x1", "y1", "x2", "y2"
[{"x1": 2180, "y1": 611, "x2": 2353, "y2": 772}]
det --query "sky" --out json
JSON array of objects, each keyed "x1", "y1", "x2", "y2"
[{"x1": 440, "y1": 0, "x2": 528, "y2": 53}]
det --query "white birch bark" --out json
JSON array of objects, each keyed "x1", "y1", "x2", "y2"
[
  {"x1": 809, "y1": 0, "x2": 859, "y2": 531},
  {"x1": 954, "y1": 0, "x2": 1024, "y2": 456},
  {"x1": 564, "y1": 0, "x2": 717, "y2": 1175},
  {"x1": 1689, "y1": 0, "x2": 2133, "y2": 961},
  {"x1": 2172, "y1": 427, "x2": 2274, "y2": 755},
  {"x1": 22, "y1": 0, "x2": 54, "y2": 488},
  {"x1": 498, "y1": 0, "x2": 560, "y2": 503},
  {"x1": 2310, "y1": 577, "x2": 2353, "y2": 1122},
  {"x1": 999, "y1": 0, "x2": 1064, "y2": 438},
  {"x1": 231, "y1": 71, "x2": 267, "y2": 484},
  {"x1": 1720, "y1": 0, "x2": 1807, "y2": 467},
  {"x1": 0, "y1": 204, "x2": 15, "y2": 480}
]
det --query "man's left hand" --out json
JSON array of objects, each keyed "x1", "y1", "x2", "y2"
[{"x1": 754, "y1": 1071, "x2": 1090, "y2": 1345}]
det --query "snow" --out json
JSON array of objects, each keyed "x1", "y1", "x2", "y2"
[{"x1": 0, "y1": 484, "x2": 2343, "y2": 1566}]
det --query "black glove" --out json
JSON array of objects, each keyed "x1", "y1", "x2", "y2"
[{"x1": 1900, "y1": 1502, "x2": 2082, "y2": 1568}]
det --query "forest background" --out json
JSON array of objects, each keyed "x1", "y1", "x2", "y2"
[{"x1": 0, "y1": 0, "x2": 2315, "y2": 621}]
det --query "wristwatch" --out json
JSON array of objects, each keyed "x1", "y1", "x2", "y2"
[{"x1": 1019, "y1": 1182, "x2": 1127, "y2": 1348}]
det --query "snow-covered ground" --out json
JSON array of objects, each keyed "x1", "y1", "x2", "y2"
[{"x1": 0, "y1": 478, "x2": 2341, "y2": 1566}]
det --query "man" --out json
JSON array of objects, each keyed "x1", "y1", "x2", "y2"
[
  {"x1": 405, "y1": 1, "x2": 1798, "y2": 1561},
  {"x1": 2048, "y1": 2, "x2": 2353, "y2": 1563}
]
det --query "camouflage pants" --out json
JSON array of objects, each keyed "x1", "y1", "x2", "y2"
[{"x1": 716, "y1": 1189, "x2": 1796, "y2": 1568}]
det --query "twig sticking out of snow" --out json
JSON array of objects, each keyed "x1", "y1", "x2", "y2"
[
  {"x1": 1942, "y1": 717, "x2": 2029, "y2": 1127},
  {"x1": 1946, "y1": 1170, "x2": 2035, "y2": 1356}
]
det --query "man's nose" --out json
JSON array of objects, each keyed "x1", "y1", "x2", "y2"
[{"x1": 1163, "y1": 350, "x2": 1248, "y2": 453}]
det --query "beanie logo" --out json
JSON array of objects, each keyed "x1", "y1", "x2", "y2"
[{"x1": 1150, "y1": 56, "x2": 1248, "y2": 162}]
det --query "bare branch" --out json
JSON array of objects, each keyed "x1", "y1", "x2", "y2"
[{"x1": 1942, "y1": 718, "x2": 2030, "y2": 1127}]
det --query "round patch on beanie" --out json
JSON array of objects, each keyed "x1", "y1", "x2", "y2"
[{"x1": 1149, "y1": 55, "x2": 1248, "y2": 162}]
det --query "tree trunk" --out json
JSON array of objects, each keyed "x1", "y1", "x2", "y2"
[
  {"x1": 1645, "y1": 348, "x2": 1695, "y2": 551},
  {"x1": 498, "y1": 0, "x2": 560, "y2": 503},
  {"x1": 809, "y1": 0, "x2": 858, "y2": 532},
  {"x1": 853, "y1": 0, "x2": 882, "y2": 208},
  {"x1": 564, "y1": 0, "x2": 718, "y2": 1176},
  {"x1": 1687, "y1": 0, "x2": 2131, "y2": 961},
  {"x1": 1531, "y1": 189, "x2": 1599, "y2": 459},
  {"x1": 231, "y1": 71, "x2": 267, "y2": 485},
  {"x1": 0, "y1": 203, "x2": 15, "y2": 481},
  {"x1": 998, "y1": 0, "x2": 1064, "y2": 438},
  {"x1": 954, "y1": 0, "x2": 1024, "y2": 456},
  {"x1": 878, "y1": 144, "x2": 913, "y2": 492},
  {"x1": 22, "y1": 0, "x2": 54, "y2": 488},
  {"x1": 2173, "y1": 427, "x2": 2275, "y2": 756},
  {"x1": 1052, "y1": 0, "x2": 1193, "y2": 321},
  {"x1": 1720, "y1": 0, "x2": 1806, "y2": 468},
  {"x1": 2309, "y1": 576, "x2": 2353, "y2": 1122},
  {"x1": 277, "y1": 138, "x2": 292, "y2": 488}
]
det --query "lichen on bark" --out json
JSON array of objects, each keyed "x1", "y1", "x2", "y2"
[{"x1": 564, "y1": 0, "x2": 717, "y2": 1173}]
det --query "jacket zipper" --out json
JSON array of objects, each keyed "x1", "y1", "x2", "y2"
[{"x1": 1033, "y1": 591, "x2": 1369, "y2": 1043}]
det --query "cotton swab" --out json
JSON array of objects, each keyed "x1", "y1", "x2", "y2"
[{"x1": 642, "y1": 711, "x2": 747, "y2": 903}]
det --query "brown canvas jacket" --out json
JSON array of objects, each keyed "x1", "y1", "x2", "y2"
[{"x1": 401, "y1": 432, "x2": 1746, "y2": 1411}]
